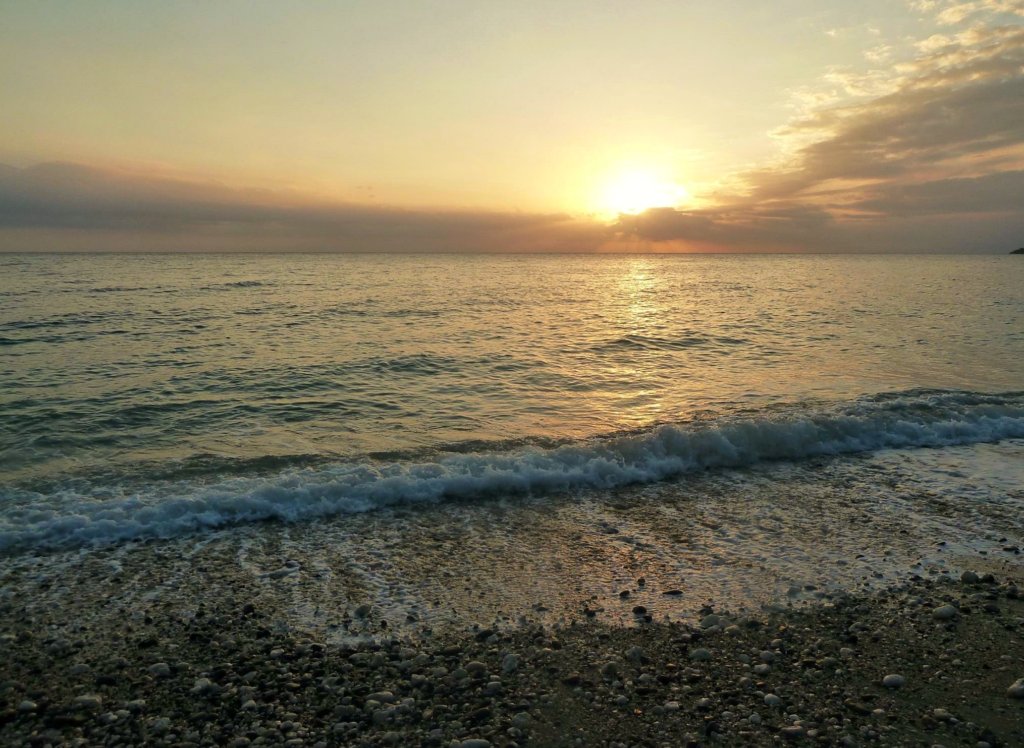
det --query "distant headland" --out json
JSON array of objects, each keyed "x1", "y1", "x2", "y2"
[{"x1": 1012, "y1": 248, "x2": 1024, "y2": 254}]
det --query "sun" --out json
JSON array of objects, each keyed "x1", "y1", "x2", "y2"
[{"x1": 598, "y1": 168, "x2": 690, "y2": 216}]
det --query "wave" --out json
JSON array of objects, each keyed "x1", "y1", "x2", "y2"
[{"x1": 1, "y1": 389, "x2": 1022, "y2": 553}]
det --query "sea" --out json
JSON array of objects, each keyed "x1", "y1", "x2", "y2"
[{"x1": 1, "y1": 253, "x2": 1022, "y2": 633}]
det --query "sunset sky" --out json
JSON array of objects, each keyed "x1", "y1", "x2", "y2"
[{"x1": 1, "y1": 0, "x2": 1022, "y2": 252}]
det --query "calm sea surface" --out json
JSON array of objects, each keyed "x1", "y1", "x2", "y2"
[{"x1": 1, "y1": 253, "x2": 1022, "y2": 555}]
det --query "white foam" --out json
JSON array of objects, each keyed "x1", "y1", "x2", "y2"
[{"x1": 2, "y1": 390, "x2": 1022, "y2": 552}]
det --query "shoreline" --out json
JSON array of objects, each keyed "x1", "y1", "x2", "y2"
[{"x1": 2, "y1": 568, "x2": 1022, "y2": 747}]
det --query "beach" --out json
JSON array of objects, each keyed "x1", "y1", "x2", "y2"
[
  {"x1": 2, "y1": 253, "x2": 1023, "y2": 746},
  {"x1": 1, "y1": 533, "x2": 1022, "y2": 746}
]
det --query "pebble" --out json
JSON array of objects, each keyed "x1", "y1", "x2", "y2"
[
  {"x1": 933, "y1": 605, "x2": 958, "y2": 620},
  {"x1": 882, "y1": 674, "x2": 906, "y2": 689},
  {"x1": 1007, "y1": 678, "x2": 1024, "y2": 698},
  {"x1": 465, "y1": 661, "x2": 488, "y2": 677},
  {"x1": 459, "y1": 740, "x2": 491, "y2": 748},
  {"x1": 191, "y1": 677, "x2": 217, "y2": 695},
  {"x1": 73, "y1": 694, "x2": 103, "y2": 710},
  {"x1": 511, "y1": 712, "x2": 531, "y2": 729},
  {"x1": 780, "y1": 726, "x2": 805, "y2": 740},
  {"x1": 689, "y1": 648, "x2": 712, "y2": 662},
  {"x1": 764, "y1": 694, "x2": 782, "y2": 707},
  {"x1": 148, "y1": 662, "x2": 171, "y2": 678},
  {"x1": 17, "y1": 700, "x2": 37, "y2": 712},
  {"x1": 625, "y1": 646, "x2": 645, "y2": 664},
  {"x1": 502, "y1": 654, "x2": 520, "y2": 674},
  {"x1": 700, "y1": 614, "x2": 723, "y2": 629},
  {"x1": 960, "y1": 570, "x2": 980, "y2": 584}
]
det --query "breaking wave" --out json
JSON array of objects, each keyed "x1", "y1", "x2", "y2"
[{"x1": 1, "y1": 389, "x2": 1022, "y2": 553}]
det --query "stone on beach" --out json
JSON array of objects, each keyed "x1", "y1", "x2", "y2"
[
  {"x1": 147, "y1": 662, "x2": 171, "y2": 678},
  {"x1": 882, "y1": 674, "x2": 906, "y2": 689},
  {"x1": 1008, "y1": 678, "x2": 1024, "y2": 699},
  {"x1": 72, "y1": 694, "x2": 103, "y2": 710},
  {"x1": 625, "y1": 646, "x2": 645, "y2": 664},
  {"x1": 354, "y1": 603, "x2": 372, "y2": 618},
  {"x1": 689, "y1": 647, "x2": 712, "y2": 661},
  {"x1": 932, "y1": 604, "x2": 958, "y2": 620}
]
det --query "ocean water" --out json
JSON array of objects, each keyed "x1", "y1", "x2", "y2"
[
  {"x1": 1, "y1": 253, "x2": 1022, "y2": 628},
  {"x1": 2, "y1": 253, "x2": 1024, "y2": 631}
]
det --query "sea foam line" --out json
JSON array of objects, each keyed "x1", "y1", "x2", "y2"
[{"x1": 1, "y1": 390, "x2": 1022, "y2": 552}]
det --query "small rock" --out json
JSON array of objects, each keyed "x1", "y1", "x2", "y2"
[
  {"x1": 700, "y1": 614, "x2": 723, "y2": 629},
  {"x1": 73, "y1": 694, "x2": 103, "y2": 710},
  {"x1": 933, "y1": 604, "x2": 958, "y2": 620},
  {"x1": 190, "y1": 677, "x2": 218, "y2": 696},
  {"x1": 17, "y1": 700, "x2": 37, "y2": 713},
  {"x1": 882, "y1": 674, "x2": 906, "y2": 689},
  {"x1": 465, "y1": 661, "x2": 488, "y2": 678},
  {"x1": 764, "y1": 694, "x2": 782, "y2": 707},
  {"x1": 148, "y1": 662, "x2": 171, "y2": 678},
  {"x1": 689, "y1": 648, "x2": 712, "y2": 662},
  {"x1": 961, "y1": 570, "x2": 980, "y2": 584},
  {"x1": 780, "y1": 726, "x2": 805, "y2": 740},
  {"x1": 501, "y1": 654, "x2": 520, "y2": 674},
  {"x1": 625, "y1": 646, "x2": 645, "y2": 664},
  {"x1": 511, "y1": 712, "x2": 531, "y2": 729},
  {"x1": 354, "y1": 604, "x2": 372, "y2": 618},
  {"x1": 1008, "y1": 678, "x2": 1024, "y2": 698},
  {"x1": 459, "y1": 740, "x2": 491, "y2": 748}
]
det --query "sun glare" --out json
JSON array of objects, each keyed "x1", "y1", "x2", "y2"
[{"x1": 599, "y1": 169, "x2": 689, "y2": 217}]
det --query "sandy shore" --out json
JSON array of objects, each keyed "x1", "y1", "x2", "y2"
[{"x1": 2, "y1": 560, "x2": 1023, "y2": 747}]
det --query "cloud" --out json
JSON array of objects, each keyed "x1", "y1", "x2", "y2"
[
  {"x1": 3, "y1": 4, "x2": 1022, "y2": 254},
  {"x1": 0, "y1": 162, "x2": 611, "y2": 252},
  {"x1": 616, "y1": 8, "x2": 1024, "y2": 252}
]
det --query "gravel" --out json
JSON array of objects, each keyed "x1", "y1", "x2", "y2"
[{"x1": 1, "y1": 571, "x2": 1022, "y2": 746}]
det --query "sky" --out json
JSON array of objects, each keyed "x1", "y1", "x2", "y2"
[{"x1": 0, "y1": 0, "x2": 1022, "y2": 253}]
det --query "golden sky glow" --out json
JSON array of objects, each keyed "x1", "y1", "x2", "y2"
[{"x1": 0, "y1": 1, "x2": 1022, "y2": 252}]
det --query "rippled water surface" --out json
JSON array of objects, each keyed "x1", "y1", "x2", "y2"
[{"x1": 0, "y1": 253, "x2": 1022, "y2": 554}]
